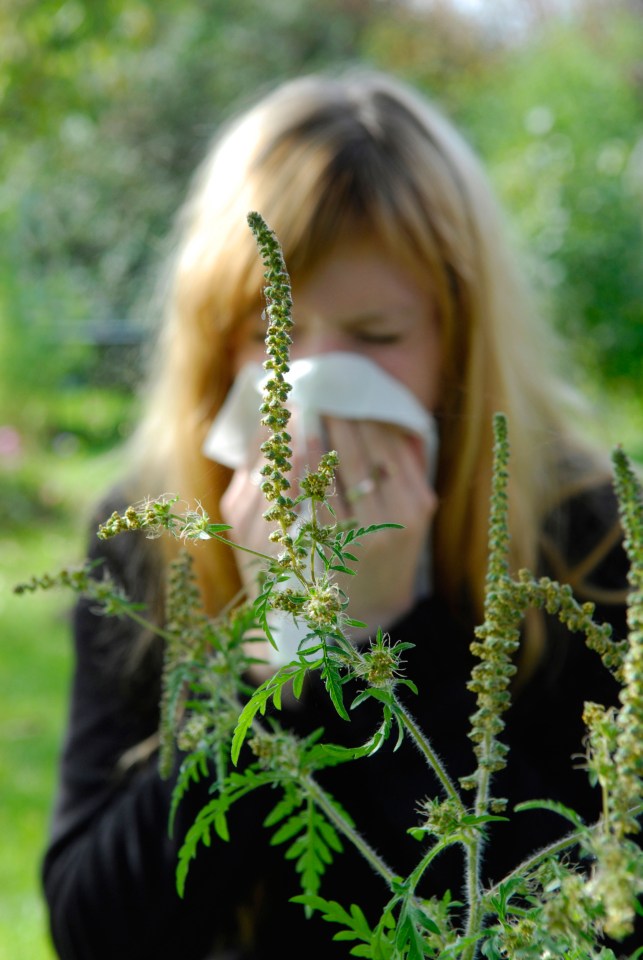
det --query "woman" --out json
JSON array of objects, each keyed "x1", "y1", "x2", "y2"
[{"x1": 43, "y1": 71, "x2": 631, "y2": 959}]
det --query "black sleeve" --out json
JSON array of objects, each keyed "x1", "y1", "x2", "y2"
[{"x1": 41, "y1": 514, "x2": 263, "y2": 960}]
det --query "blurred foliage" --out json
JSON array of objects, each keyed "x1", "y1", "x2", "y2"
[
  {"x1": 462, "y1": 15, "x2": 643, "y2": 383},
  {"x1": 362, "y1": 2, "x2": 643, "y2": 384},
  {"x1": 0, "y1": 388, "x2": 135, "y2": 530},
  {"x1": 0, "y1": 0, "x2": 376, "y2": 406},
  {"x1": 0, "y1": 0, "x2": 641, "y2": 421}
]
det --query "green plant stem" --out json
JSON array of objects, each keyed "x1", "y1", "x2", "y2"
[
  {"x1": 394, "y1": 697, "x2": 465, "y2": 811},
  {"x1": 484, "y1": 831, "x2": 582, "y2": 907},
  {"x1": 483, "y1": 800, "x2": 643, "y2": 906},
  {"x1": 120, "y1": 606, "x2": 176, "y2": 645},
  {"x1": 462, "y1": 840, "x2": 483, "y2": 960},
  {"x1": 302, "y1": 774, "x2": 398, "y2": 889},
  {"x1": 309, "y1": 500, "x2": 318, "y2": 585},
  {"x1": 212, "y1": 521, "x2": 314, "y2": 602},
  {"x1": 474, "y1": 758, "x2": 493, "y2": 819},
  {"x1": 393, "y1": 694, "x2": 487, "y2": 956},
  {"x1": 203, "y1": 527, "x2": 274, "y2": 563},
  {"x1": 408, "y1": 837, "x2": 457, "y2": 892}
]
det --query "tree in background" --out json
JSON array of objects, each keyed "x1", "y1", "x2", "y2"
[
  {"x1": 362, "y1": 0, "x2": 643, "y2": 385},
  {"x1": 0, "y1": 0, "x2": 379, "y2": 400},
  {"x1": 1, "y1": 0, "x2": 641, "y2": 408}
]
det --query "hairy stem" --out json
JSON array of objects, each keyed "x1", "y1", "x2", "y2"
[
  {"x1": 408, "y1": 837, "x2": 458, "y2": 892},
  {"x1": 302, "y1": 774, "x2": 398, "y2": 889},
  {"x1": 395, "y1": 697, "x2": 465, "y2": 811},
  {"x1": 483, "y1": 800, "x2": 643, "y2": 906},
  {"x1": 462, "y1": 842, "x2": 484, "y2": 960}
]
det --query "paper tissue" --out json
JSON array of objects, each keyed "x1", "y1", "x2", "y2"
[{"x1": 203, "y1": 352, "x2": 439, "y2": 662}]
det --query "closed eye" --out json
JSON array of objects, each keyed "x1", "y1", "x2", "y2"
[{"x1": 353, "y1": 330, "x2": 403, "y2": 345}]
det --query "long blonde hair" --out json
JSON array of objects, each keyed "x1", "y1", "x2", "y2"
[{"x1": 129, "y1": 70, "x2": 603, "y2": 623}]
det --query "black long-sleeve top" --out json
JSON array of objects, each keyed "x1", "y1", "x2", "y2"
[{"x1": 42, "y1": 482, "x2": 636, "y2": 959}]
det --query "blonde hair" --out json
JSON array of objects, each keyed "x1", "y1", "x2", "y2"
[{"x1": 129, "y1": 70, "x2": 603, "y2": 624}]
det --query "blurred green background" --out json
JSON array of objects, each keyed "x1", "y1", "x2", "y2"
[{"x1": 1, "y1": 1, "x2": 641, "y2": 956}]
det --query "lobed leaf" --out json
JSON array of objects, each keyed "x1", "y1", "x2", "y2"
[
  {"x1": 321, "y1": 649, "x2": 350, "y2": 721},
  {"x1": 169, "y1": 749, "x2": 210, "y2": 837},
  {"x1": 276, "y1": 798, "x2": 344, "y2": 908},
  {"x1": 231, "y1": 662, "x2": 310, "y2": 764},
  {"x1": 290, "y1": 894, "x2": 380, "y2": 955}
]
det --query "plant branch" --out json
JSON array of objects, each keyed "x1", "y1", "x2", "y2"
[
  {"x1": 302, "y1": 773, "x2": 398, "y2": 889},
  {"x1": 394, "y1": 697, "x2": 465, "y2": 812}
]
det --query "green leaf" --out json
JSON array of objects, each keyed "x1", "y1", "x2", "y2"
[
  {"x1": 514, "y1": 799, "x2": 587, "y2": 831},
  {"x1": 315, "y1": 542, "x2": 329, "y2": 566},
  {"x1": 176, "y1": 767, "x2": 275, "y2": 894},
  {"x1": 351, "y1": 687, "x2": 396, "y2": 710},
  {"x1": 204, "y1": 523, "x2": 233, "y2": 534},
  {"x1": 272, "y1": 814, "x2": 306, "y2": 845},
  {"x1": 278, "y1": 798, "x2": 344, "y2": 909},
  {"x1": 316, "y1": 727, "x2": 385, "y2": 764},
  {"x1": 291, "y1": 894, "x2": 352, "y2": 926},
  {"x1": 480, "y1": 938, "x2": 503, "y2": 960},
  {"x1": 168, "y1": 749, "x2": 209, "y2": 837},
  {"x1": 231, "y1": 692, "x2": 268, "y2": 765},
  {"x1": 292, "y1": 665, "x2": 307, "y2": 699},
  {"x1": 438, "y1": 933, "x2": 486, "y2": 958},
  {"x1": 355, "y1": 522, "x2": 405, "y2": 536},
  {"x1": 396, "y1": 909, "x2": 427, "y2": 960},
  {"x1": 322, "y1": 649, "x2": 349, "y2": 721},
  {"x1": 231, "y1": 663, "x2": 308, "y2": 764},
  {"x1": 414, "y1": 908, "x2": 440, "y2": 935},
  {"x1": 263, "y1": 791, "x2": 298, "y2": 828},
  {"x1": 318, "y1": 817, "x2": 344, "y2": 853},
  {"x1": 460, "y1": 814, "x2": 510, "y2": 826},
  {"x1": 253, "y1": 572, "x2": 289, "y2": 650},
  {"x1": 176, "y1": 798, "x2": 219, "y2": 897},
  {"x1": 487, "y1": 875, "x2": 529, "y2": 923},
  {"x1": 330, "y1": 564, "x2": 356, "y2": 575},
  {"x1": 392, "y1": 896, "x2": 442, "y2": 960},
  {"x1": 408, "y1": 827, "x2": 427, "y2": 842},
  {"x1": 290, "y1": 894, "x2": 376, "y2": 952}
]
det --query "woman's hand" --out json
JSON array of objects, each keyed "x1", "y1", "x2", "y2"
[
  {"x1": 320, "y1": 417, "x2": 438, "y2": 637},
  {"x1": 220, "y1": 416, "x2": 438, "y2": 641}
]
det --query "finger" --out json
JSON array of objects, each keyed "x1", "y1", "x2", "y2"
[
  {"x1": 287, "y1": 408, "x2": 327, "y2": 495},
  {"x1": 323, "y1": 419, "x2": 401, "y2": 516},
  {"x1": 327, "y1": 419, "x2": 437, "y2": 529},
  {"x1": 356, "y1": 421, "x2": 435, "y2": 515},
  {"x1": 322, "y1": 418, "x2": 371, "y2": 518},
  {"x1": 220, "y1": 458, "x2": 276, "y2": 565}
]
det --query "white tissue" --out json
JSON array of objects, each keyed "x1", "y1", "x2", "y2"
[
  {"x1": 202, "y1": 352, "x2": 439, "y2": 664},
  {"x1": 203, "y1": 352, "x2": 438, "y2": 468}
]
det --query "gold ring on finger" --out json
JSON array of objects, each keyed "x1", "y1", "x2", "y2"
[{"x1": 346, "y1": 475, "x2": 377, "y2": 504}]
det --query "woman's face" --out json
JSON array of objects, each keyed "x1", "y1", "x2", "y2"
[{"x1": 232, "y1": 235, "x2": 442, "y2": 412}]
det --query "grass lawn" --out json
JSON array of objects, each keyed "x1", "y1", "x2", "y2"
[
  {"x1": 0, "y1": 527, "x2": 72, "y2": 960},
  {"x1": 0, "y1": 399, "x2": 127, "y2": 960}
]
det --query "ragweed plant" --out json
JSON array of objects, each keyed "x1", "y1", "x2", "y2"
[{"x1": 18, "y1": 213, "x2": 643, "y2": 958}]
